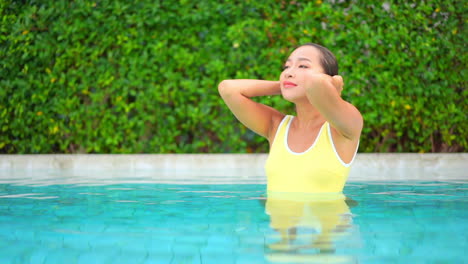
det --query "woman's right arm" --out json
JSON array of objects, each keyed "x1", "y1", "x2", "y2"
[{"x1": 218, "y1": 79, "x2": 284, "y2": 140}]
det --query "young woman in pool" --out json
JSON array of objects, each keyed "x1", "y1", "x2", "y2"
[{"x1": 218, "y1": 43, "x2": 363, "y2": 193}]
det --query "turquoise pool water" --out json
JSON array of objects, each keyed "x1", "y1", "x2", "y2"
[{"x1": 0, "y1": 180, "x2": 466, "y2": 263}]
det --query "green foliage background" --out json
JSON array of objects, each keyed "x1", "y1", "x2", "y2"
[{"x1": 1, "y1": 0, "x2": 466, "y2": 153}]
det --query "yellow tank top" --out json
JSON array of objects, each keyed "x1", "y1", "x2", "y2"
[{"x1": 265, "y1": 115, "x2": 357, "y2": 193}]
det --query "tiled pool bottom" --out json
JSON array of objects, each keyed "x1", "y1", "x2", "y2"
[{"x1": 0, "y1": 181, "x2": 466, "y2": 264}]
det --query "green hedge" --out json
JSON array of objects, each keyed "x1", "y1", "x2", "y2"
[{"x1": 1, "y1": 0, "x2": 466, "y2": 153}]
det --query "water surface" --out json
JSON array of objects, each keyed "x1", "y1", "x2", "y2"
[{"x1": 0, "y1": 180, "x2": 466, "y2": 263}]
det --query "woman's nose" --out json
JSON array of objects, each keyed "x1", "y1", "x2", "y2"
[{"x1": 284, "y1": 69, "x2": 294, "y2": 78}]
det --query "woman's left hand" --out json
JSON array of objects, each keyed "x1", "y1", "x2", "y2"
[
  {"x1": 305, "y1": 73, "x2": 344, "y2": 95},
  {"x1": 331, "y1": 75, "x2": 344, "y2": 94}
]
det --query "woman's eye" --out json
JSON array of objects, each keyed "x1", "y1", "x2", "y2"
[
  {"x1": 283, "y1": 65, "x2": 290, "y2": 70},
  {"x1": 299, "y1": 65, "x2": 308, "y2": 68}
]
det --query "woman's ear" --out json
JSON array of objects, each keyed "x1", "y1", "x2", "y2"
[{"x1": 332, "y1": 75, "x2": 344, "y2": 94}]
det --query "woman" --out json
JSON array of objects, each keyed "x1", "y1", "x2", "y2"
[{"x1": 218, "y1": 43, "x2": 363, "y2": 194}]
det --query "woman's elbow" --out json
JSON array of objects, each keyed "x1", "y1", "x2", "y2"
[
  {"x1": 218, "y1": 79, "x2": 227, "y2": 90},
  {"x1": 218, "y1": 80, "x2": 234, "y2": 96}
]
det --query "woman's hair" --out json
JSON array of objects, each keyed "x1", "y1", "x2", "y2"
[{"x1": 299, "y1": 43, "x2": 338, "y2": 76}]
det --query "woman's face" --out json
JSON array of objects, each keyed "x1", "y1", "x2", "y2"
[{"x1": 279, "y1": 46, "x2": 325, "y2": 103}]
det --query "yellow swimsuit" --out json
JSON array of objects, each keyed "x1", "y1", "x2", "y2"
[{"x1": 265, "y1": 115, "x2": 358, "y2": 193}]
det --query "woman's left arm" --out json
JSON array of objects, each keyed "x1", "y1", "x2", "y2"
[{"x1": 305, "y1": 74, "x2": 363, "y2": 140}]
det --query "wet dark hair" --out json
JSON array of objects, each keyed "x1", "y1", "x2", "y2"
[{"x1": 298, "y1": 43, "x2": 338, "y2": 76}]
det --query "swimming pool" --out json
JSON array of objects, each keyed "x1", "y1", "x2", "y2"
[{"x1": 0, "y1": 175, "x2": 466, "y2": 263}]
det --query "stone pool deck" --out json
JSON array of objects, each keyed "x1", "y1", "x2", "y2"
[{"x1": 0, "y1": 154, "x2": 466, "y2": 182}]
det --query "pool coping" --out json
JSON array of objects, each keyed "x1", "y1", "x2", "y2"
[{"x1": 0, "y1": 153, "x2": 466, "y2": 182}]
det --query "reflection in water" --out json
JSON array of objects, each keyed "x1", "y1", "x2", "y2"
[{"x1": 264, "y1": 192, "x2": 359, "y2": 263}]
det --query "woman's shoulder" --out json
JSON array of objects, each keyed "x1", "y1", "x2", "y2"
[{"x1": 268, "y1": 113, "x2": 289, "y2": 143}]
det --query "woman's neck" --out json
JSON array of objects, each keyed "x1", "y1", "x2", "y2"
[{"x1": 294, "y1": 102, "x2": 326, "y2": 129}]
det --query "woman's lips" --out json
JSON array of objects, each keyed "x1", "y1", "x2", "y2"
[{"x1": 283, "y1": 81, "x2": 297, "y2": 88}]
